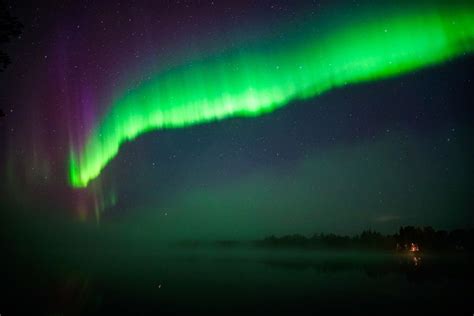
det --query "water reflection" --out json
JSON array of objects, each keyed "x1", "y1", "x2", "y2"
[
  {"x1": 2, "y1": 249, "x2": 473, "y2": 314},
  {"x1": 412, "y1": 255, "x2": 421, "y2": 267}
]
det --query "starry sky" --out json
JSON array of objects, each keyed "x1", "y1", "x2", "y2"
[{"x1": 1, "y1": 0, "x2": 474, "y2": 240}]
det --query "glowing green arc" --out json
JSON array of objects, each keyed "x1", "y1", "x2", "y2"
[{"x1": 69, "y1": 7, "x2": 474, "y2": 188}]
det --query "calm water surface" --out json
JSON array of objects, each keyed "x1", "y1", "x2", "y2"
[{"x1": 3, "y1": 247, "x2": 473, "y2": 315}]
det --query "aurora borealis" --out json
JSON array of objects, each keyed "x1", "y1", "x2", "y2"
[
  {"x1": 2, "y1": 1, "x2": 474, "y2": 314},
  {"x1": 1, "y1": 0, "x2": 474, "y2": 234},
  {"x1": 68, "y1": 6, "x2": 474, "y2": 188}
]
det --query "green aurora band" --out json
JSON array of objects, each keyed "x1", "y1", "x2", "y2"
[{"x1": 69, "y1": 6, "x2": 474, "y2": 188}]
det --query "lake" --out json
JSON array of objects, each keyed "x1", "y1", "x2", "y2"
[{"x1": 2, "y1": 247, "x2": 473, "y2": 314}]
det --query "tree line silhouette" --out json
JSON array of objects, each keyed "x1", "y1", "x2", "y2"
[
  {"x1": 0, "y1": 1, "x2": 22, "y2": 71},
  {"x1": 257, "y1": 226, "x2": 474, "y2": 252},
  {"x1": 0, "y1": 1, "x2": 23, "y2": 119}
]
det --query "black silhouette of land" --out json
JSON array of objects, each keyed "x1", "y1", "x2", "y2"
[
  {"x1": 0, "y1": 0, "x2": 23, "y2": 71},
  {"x1": 176, "y1": 226, "x2": 474, "y2": 252},
  {"x1": 0, "y1": 0, "x2": 23, "y2": 117}
]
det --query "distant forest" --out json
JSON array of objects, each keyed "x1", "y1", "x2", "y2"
[
  {"x1": 175, "y1": 226, "x2": 474, "y2": 252},
  {"x1": 255, "y1": 226, "x2": 474, "y2": 252}
]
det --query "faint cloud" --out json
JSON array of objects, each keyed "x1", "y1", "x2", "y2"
[{"x1": 373, "y1": 214, "x2": 400, "y2": 223}]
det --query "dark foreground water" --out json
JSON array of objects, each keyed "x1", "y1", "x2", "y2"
[{"x1": 2, "y1": 247, "x2": 473, "y2": 315}]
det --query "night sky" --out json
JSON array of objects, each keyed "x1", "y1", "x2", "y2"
[{"x1": 1, "y1": 0, "x2": 474, "y2": 240}]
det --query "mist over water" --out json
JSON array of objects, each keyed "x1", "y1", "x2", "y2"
[
  {"x1": 2, "y1": 207, "x2": 473, "y2": 314},
  {"x1": 1, "y1": 1, "x2": 474, "y2": 314}
]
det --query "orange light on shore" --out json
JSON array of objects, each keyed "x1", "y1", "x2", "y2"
[{"x1": 409, "y1": 243, "x2": 420, "y2": 252}]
